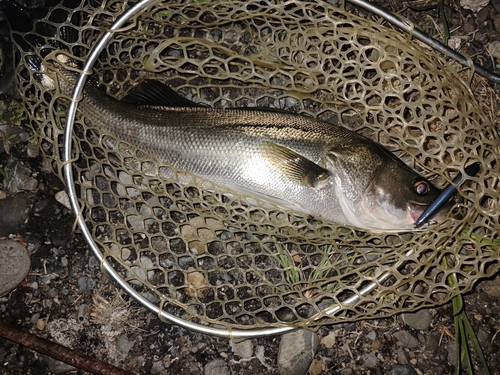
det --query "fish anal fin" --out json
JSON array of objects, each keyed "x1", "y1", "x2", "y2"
[
  {"x1": 122, "y1": 80, "x2": 201, "y2": 107},
  {"x1": 262, "y1": 141, "x2": 330, "y2": 188}
]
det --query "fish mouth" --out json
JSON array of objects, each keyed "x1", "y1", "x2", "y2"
[{"x1": 408, "y1": 201, "x2": 455, "y2": 227}]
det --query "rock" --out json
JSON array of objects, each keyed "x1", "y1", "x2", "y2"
[
  {"x1": 366, "y1": 330, "x2": 376, "y2": 340},
  {"x1": 461, "y1": 0, "x2": 490, "y2": 13},
  {"x1": 402, "y1": 309, "x2": 433, "y2": 331},
  {"x1": 362, "y1": 352, "x2": 378, "y2": 368},
  {"x1": 386, "y1": 364, "x2": 418, "y2": 375},
  {"x1": 77, "y1": 276, "x2": 95, "y2": 292},
  {"x1": 488, "y1": 40, "x2": 500, "y2": 59},
  {"x1": 204, "y1": 358, "x2": 230, "y2": 375},
  {"x1": 55, "y1": 190, "x2": 72, "y2": 211},
  {"x1": 392, "y1": 331, "x2": 419, "y2": 349},
  {"x1": 446, "y1": 340, "x2": 457, "y2": 365},
  {"x1": 4, "y1": 159, "x2": 38, "y2": 193},
  {"x1": 320, "y1": 331, "x2": 336, "y2": 349},
  {"x1": 43, "y1": 355, "x2": 77, "y2": 374},
  {"x1": 231, "y1": 339, "x2": 253, "y2": 359},
  {"x1": 118, "y1": 333, "x2": 135, "y2": 354},
  {"x1": 151, "y1": 360, "x2": 164, "y2": 374},
  {"x1": 278, "y1": 330, "x2": 318, "y2": 375},
  {"x1": 396, "y1": 348, "x2": 410, "y2": 365},
  {"x1": 424, "y1": 332, "x2": 441, "y2": 357},
  {"x1": 493, "y1": 0, "x2": 500, "y2": 13},
  {"x1": 0, "y1": 194, "x2": 31, "y2": 236},
  {"x1": 0, "y1": 240, "x2": 31, "y2": 296},
  {"x1": 481, "y1": 278, "x2": 500, "y2": 298}
]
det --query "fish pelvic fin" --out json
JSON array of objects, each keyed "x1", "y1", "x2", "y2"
[{"x1": 261, "y1": 141, "x2": 330, "y2": 188}]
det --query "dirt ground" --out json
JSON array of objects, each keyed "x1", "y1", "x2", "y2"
[{"x1": 1, "y1": 0, "x2": 500, "y2": 374}]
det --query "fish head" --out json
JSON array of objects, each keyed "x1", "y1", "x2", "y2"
[{"x1": 327, "y1": 138, "x2": 448, "y2": 232}]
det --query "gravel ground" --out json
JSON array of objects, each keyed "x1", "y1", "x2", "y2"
[{"x1": 1, "y1": 1, "x2": 500, "y2": 374}]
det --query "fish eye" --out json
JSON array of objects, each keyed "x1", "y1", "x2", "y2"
[{"x1": 414, "y1": 180, "x2": 430, "y2": 195}]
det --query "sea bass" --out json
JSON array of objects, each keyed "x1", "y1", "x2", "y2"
[
  {"x1": 2, "y1": 2, "x2": 447, "y2": 233},
  {"x1": 44, "y1": 55, "x2": 445, "y2": 233}
]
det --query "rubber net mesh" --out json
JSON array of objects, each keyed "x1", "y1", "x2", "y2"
[{"x1": 13, "y1": 0, "x2": 499, "y2": 329}]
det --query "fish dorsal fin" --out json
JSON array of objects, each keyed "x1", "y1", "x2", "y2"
[
  {"x1": 122, "y1": 80, "x2": 201, "y2": 107},
  {"x1": 237, "y1": 106, "x2": 292, "y2": 115},
  {"x1": 261, "y1": 141, "x2": 330, "y2": 187}
]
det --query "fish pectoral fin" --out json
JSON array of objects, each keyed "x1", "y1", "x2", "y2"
[
  {"x1": 122, "y1": 80, "x2": 202, "y2": 107},
  {"x1": 262, "y1": 141, "x2": 330, "y2": 188}
]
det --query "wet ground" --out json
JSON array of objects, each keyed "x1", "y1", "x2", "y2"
[{"x1": 1, "y1": 0, "x2": 500, "y2": 374}]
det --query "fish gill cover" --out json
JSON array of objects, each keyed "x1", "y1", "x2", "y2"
[{"x1": 10, "y1": 0, "x2": 500, "y2": 329}]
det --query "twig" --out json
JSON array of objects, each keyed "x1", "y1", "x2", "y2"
[{"x1": 0, "y1": 320, "x2": 134, "y2": 375}]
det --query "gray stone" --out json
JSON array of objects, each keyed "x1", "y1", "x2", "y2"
[
  {"x1": 386, "y1": 364, "x2": 418, "y2": 375},
  {"x1": 43, "y1": 355, "x2": 77, "y2": 374},
  {"x1": 204, "y1": 359, "x2": 230, "y2": 375},
  {"x1": 231, "y1": 339, "x2": 254, "y2": 359},
  {"x1": 77, "y1": 276, "x2": 95, "y2": 292},
  {"x1": 118, "y1": 333, "x2": 135, "y2": 354},
  {"x1": 4, "y1": 159, "x2": 38, "y2": 193},
  {"x1": 493, "y1": 0, "x2": 500, "y2": 13},
  {"x1": 278, "y1": 330, "x2": 318, "y2": 375},
  {"x1": 481, "y1": 278, "x2": 500, "y2": 298},
  {"x1": 447, "y1": 340, "x2": 457, "y2": 366},
  {"x1": 366, "y1": 330, "x2": 376, "y2": 340},
  {"x1": 392, "y1": 331, "x2": 419, "y2": 349},
  {"x1": 320, "y1": 331, "x2": 336, "y2": 349},
  {"x1": 151, "y1": 360, "x2": 165, "y2": 374},
  {"x1": 488, "y1": 40, "x2": 500, "y2": 59},
  {"x1": 402, "y1": 309, "x2": 433, "y2": 331},
  {"x1": 396, "y1": 348, "x2": 410, "y2": 365},
  {"x1": 460, "y1": 0, "x2": 490, "y2": 12},
  {"x1": 362, "y1": 352, "x2": 378, "y2": 368},
  {"x1": 0, "y1": 194, "x2": 30, "y2": 236},
  {"x1": 0, "y1": 240, "x2": 31, "y2": 296}
]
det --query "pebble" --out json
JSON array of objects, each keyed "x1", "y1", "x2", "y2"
[
  {"x1": 461, "y1": 0, "x2": 490, "y2": 12},
  {"x1": 0, "y1": 194, "x2": 30, "y2": 236},
  {"x1": 396, "y1": 348, "x2": 410, "y2": 365},
  {"x1": 362, "y1": 352, "x2": 378, "y2": 368},
  {"x1": 366, "y1": 330, "x2": 376, "y2": 340},
  {"x1": 446, "y1": 340, "x2": 457, "y2": 365},
  {"x1": 77, "y1": 276, "x2": 95, "y2": 292},
  {"x1": 401, "y1": 309, "x2": 433, "y2": 330},
  {"x1": 320, "y1": 331, "x2": 336, "y2": 349},
  {"x1": 392, "y1": 331, "x2": 419, "y2": 349},
  {"x1": 54, "y1": 190, "x2": 72, "y2": 211},
  {"x1": 151, "y1": 360, "x2": 164, "y2": 374},
  {"x1": 31, "y1": 313, "x2": 41, "y2": 324},
  {"x1": 204, "y1": 359, "x2": 230, "y2": 375},
  {"x1": 277, "y1": 330, "x2": 318, "y2": 375},
  {"x1": 230, "y1": 339, "x2": 253, "y2": 359},
  {"x1": 43, "y1": 355, "x2": 77, "y2": 374},
  {"x1": 481, "y1": 278, "x2": 500, "y2": 298},
  {"x1": 4, "y1": 159, "x2": 38, "y2": 193},
  {"x1": 494, "y1": 0, "x2": 500, "y2": 13},
  {"x1": 118, "y1": 333, "x2": 135, "y2": 354},
  {"x1": 0, "y1": 240, "x2": 31, "y2": 296},
  {"x1": 386, "y1": 364, "x2": 418, "y2": 375}
]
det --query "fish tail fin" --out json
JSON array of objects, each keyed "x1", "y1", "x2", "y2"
[{"x1": 1, "y1": 0, "x2": 82, "y2": 90}]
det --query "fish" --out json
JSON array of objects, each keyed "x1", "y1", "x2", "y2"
[{"x1": 2, "y1": 0, "x2": 449, "y2": 233}]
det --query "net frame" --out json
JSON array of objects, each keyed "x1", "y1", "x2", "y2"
[{"x1": 13, "y1": 0, "x2": 496, "y2": 338}]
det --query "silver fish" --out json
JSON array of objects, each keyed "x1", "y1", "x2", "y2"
[{"x1": 48, "y1": 56, "x2": 446, "y2": 233}]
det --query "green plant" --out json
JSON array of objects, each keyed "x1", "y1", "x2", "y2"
[
  {"x1": 0, "y1": 164, "x2": 7, "y2": 180},
  {"x1": 443, "y1": 232, "x2": 499, "y2": 375},
  {"x1": 0, "y1": 128, "x2": 17, "y2": 154}
]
